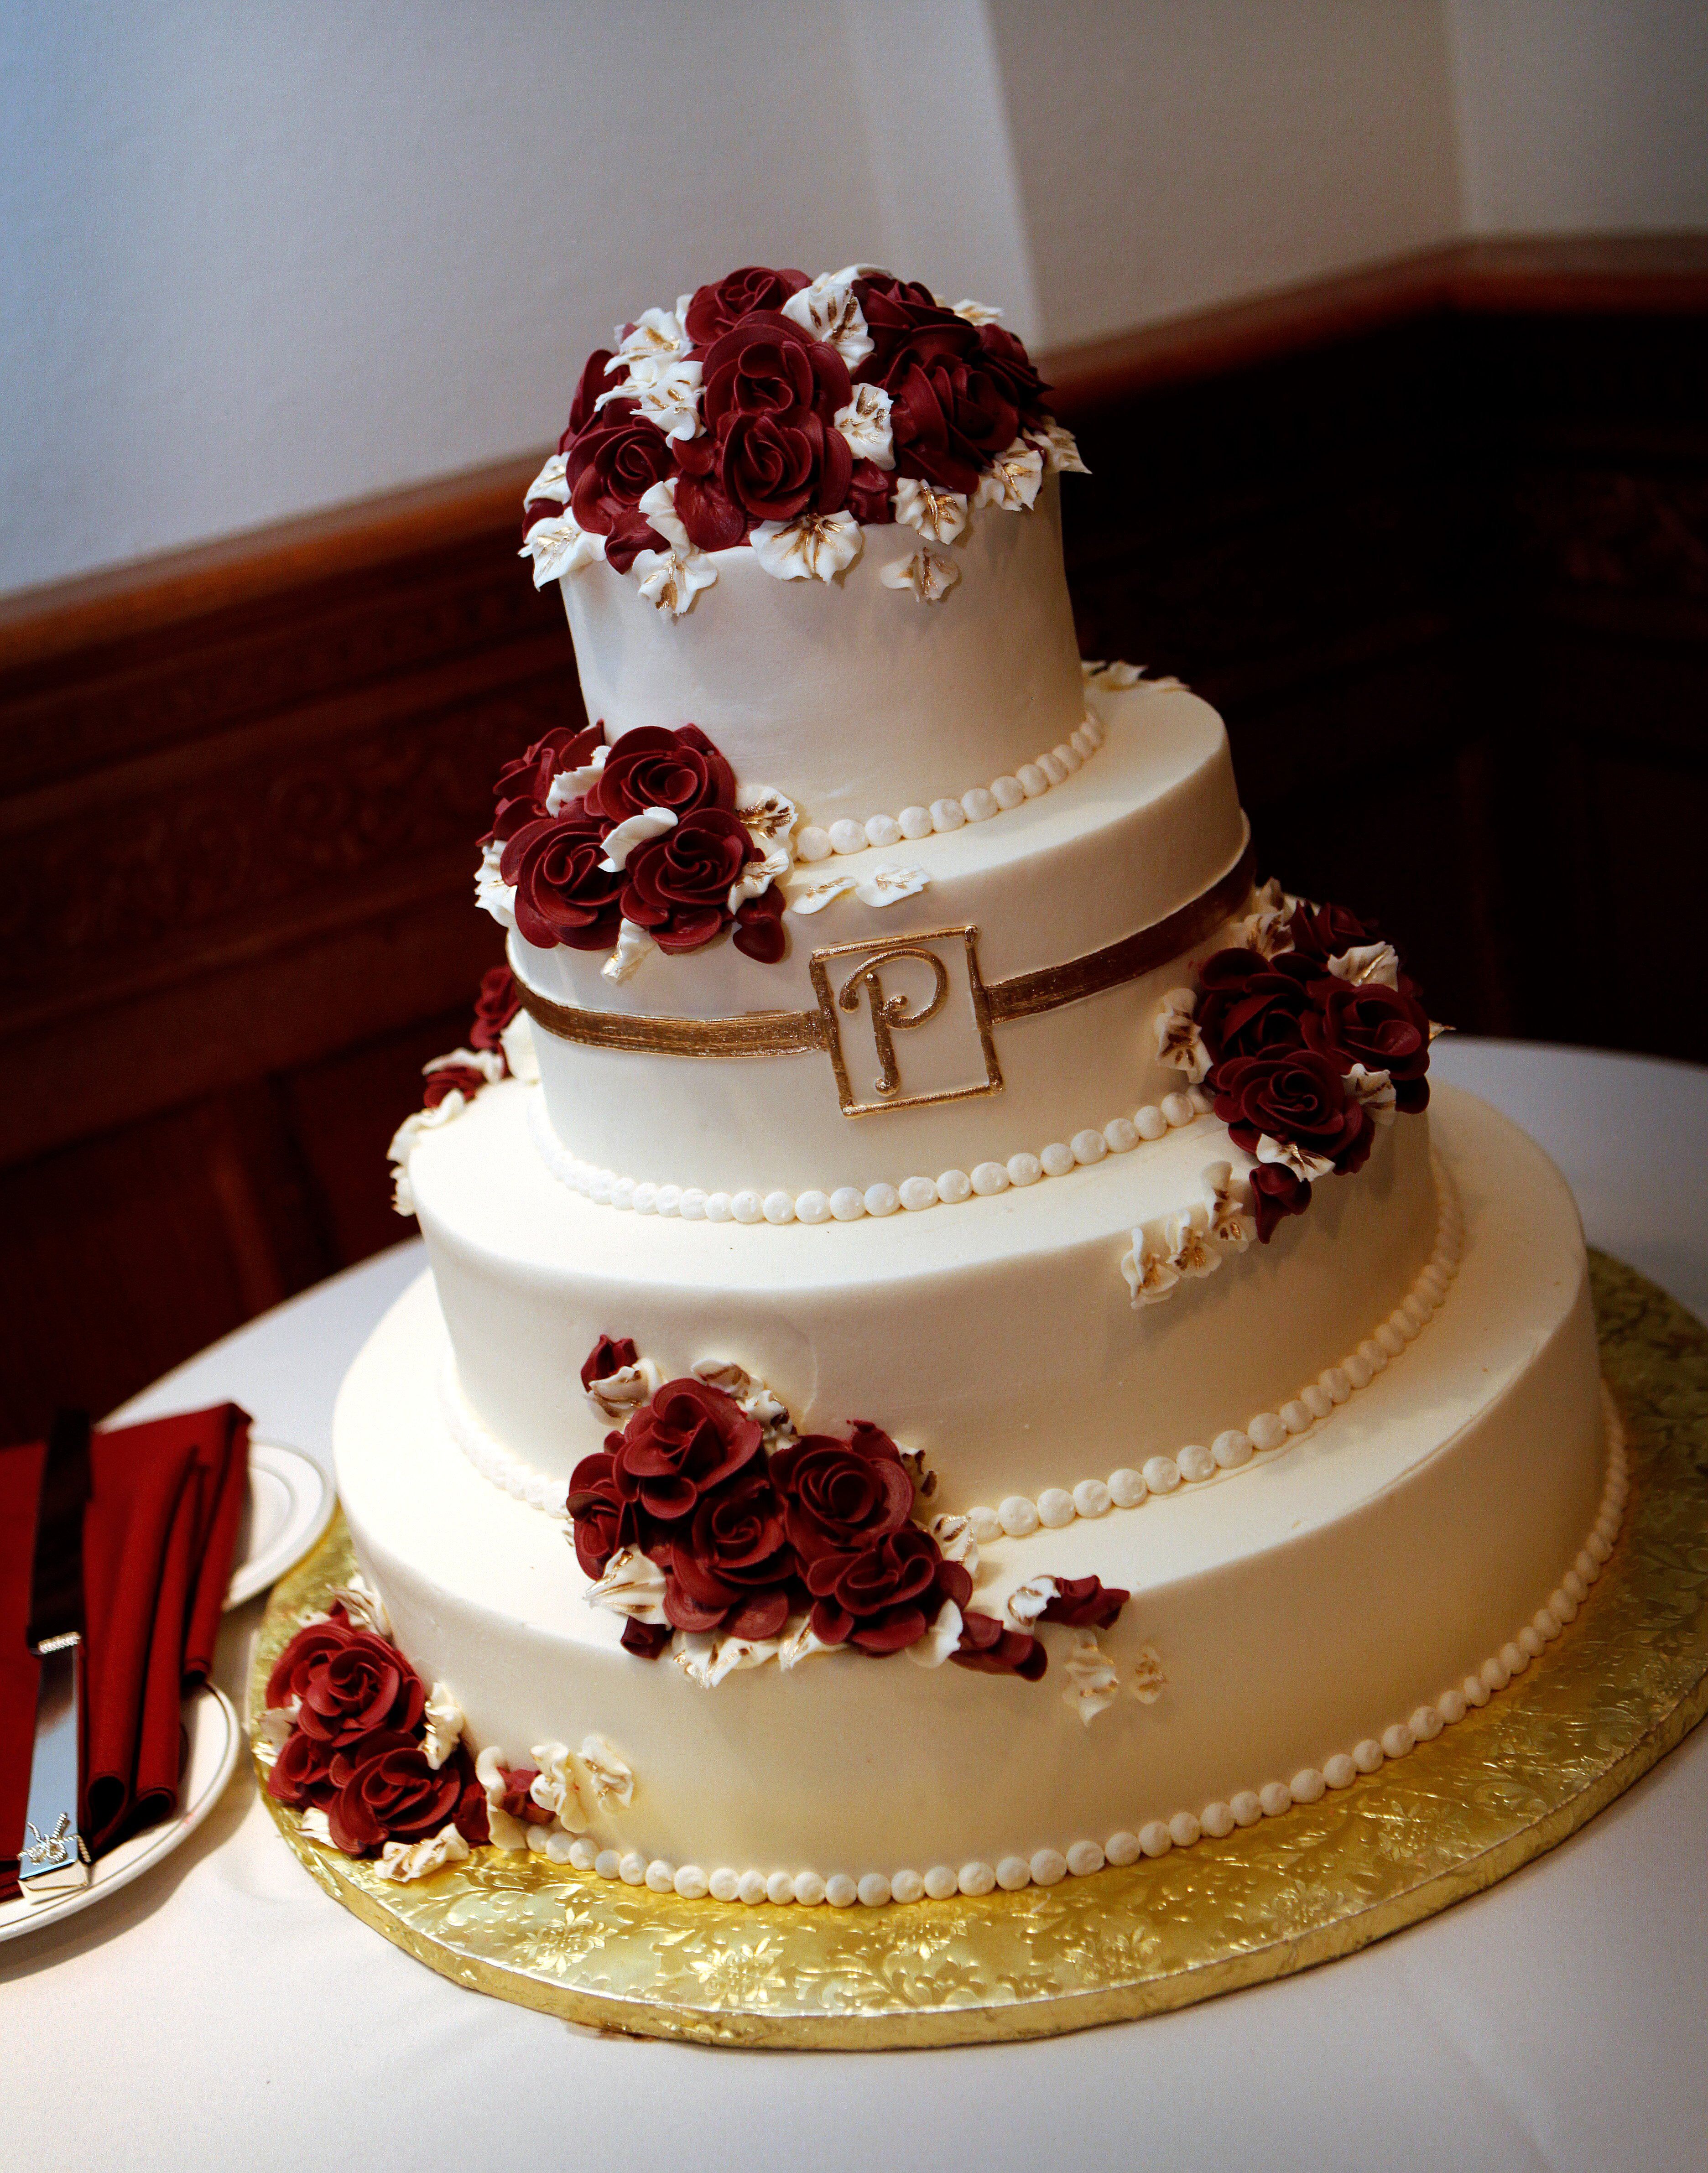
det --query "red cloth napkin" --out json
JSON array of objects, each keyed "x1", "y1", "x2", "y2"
[{"x1": 1, "y1": 1403, "x2": 250, "y2": 1901}]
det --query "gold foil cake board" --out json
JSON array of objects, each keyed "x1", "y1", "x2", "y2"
[{"x1": 251, "y1": 1251, "x2": 1708, "y2": 2048}]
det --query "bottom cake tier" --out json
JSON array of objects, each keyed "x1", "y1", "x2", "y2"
[{"x1": 334, "y1": 1085, "x2": 1616, "y2": 1905}]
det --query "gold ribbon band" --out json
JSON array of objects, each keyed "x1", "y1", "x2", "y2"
[{"x1": 515, "y1": 836, "x2": 1255, "y2": 1061}]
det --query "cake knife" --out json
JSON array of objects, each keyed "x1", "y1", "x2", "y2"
[{"x1": 19, "y1": 1409, "x2": 92, "y2": 1898}]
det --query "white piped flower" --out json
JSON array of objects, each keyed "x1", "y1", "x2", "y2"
[
  {"x1": 546, "y1": 743, "x2": 609, "y2": 815},
  {"x1": 1164, "y1": 1206, "x2": 1222, "y2": 1280},
  {"x1": 1153, "y1": 997, "x2": 1211, "y2": 1081},
  {"x1": 422, "y1": 1682, "x2": 464, "y2": 1771},
  {"x1": 612, "y1": 302, "x2": 692, "y2": 365},
  {"x1": 672, "y1": 1631, "x2": 780, "y2": 1688},
  {"x1": 904, "y1": 1598, "x2": 963, "y2": 1668},
  {"x1": 523, "y1": 452, "x2": 570, "y2": 506},
  {"x1": 1121, "y1": 1230, "x2": 1181, "y2": 1308},
  {"x1": 421, "y1": 1045, "x2": 505, "y2": 1089},
  {"x1": 832, "y1": 382, "x2": 894, "y2": 468},
  {"x1": 599, "y1": 806, "x2": 677, "y2": 871},
  {"x1": 728, "y1": 843, "x2": 791, "y2": 916},
  {"x1": 376, "y1": 1822, "x2": 469, "y2": 1883},
  {"x1": 636, "y1": 477, "x2": 691, "y2": 553},
  {"x1": 499, "y1": 1011, "x2": 538, "y2": 1086},
  {"x1": 632, "y1": 546, "x2": 716, "y2": 618},
  {"x1": 1328, "y1": 941, "x2": 1401, "y2": 990},
  {"x1": 604, "y1": 921, "x2": 656, "y2": 983},
  {"x1": 893, "y1": 478, "x2": 968, "y2": 545},
  {"x1": 1028, "y1": 419, "x2": 1089, "y2": 474},
  {"x1": 735, "y1": 785, "x2": 798, "y2": 849},
  {"x1": 1131, "y1": 1647, "x2": 1166, "y2": 1704},
  {"x1": 299, "y1": 1806, "x2": 336, "y2": 1849},
  {"x1": 328, "y1": 1573, "x2": 390, "y2": 1638},
  {"x1": 778, "y1": 1615, "x2": 835, "y2": 1670},
  {"x1": 786, "y1": 870, "x2": 859, "y2": 916},
  {"x1": 1236, "y1": 907, "x2": 1295, "y2": 959},
  {"x1": 387, "y1": 1096, "x2": 465, "y2": 1216},
  {"x1": 1005, "y1": 1576, "x2": 1059, "y2": 1631},
  {"x1": 974, "y1": 438, "x2": 1045, "y2": 513},
  {"x1": 585, "y1": 1357, "x2": 661, "y2": 1423},
  {"x1": 1256, "y1": 1134, "x2": 1335, "y2": 1183},
  {"x1": 751, "y1": 510, "x2": 863, "y2": 582},
  {"x1": 855, "y1": 864, "x2": 930, "y2": 908},
  {"x1": 951, "y1": 296, "x2": 1002, "y2": 326},
  {"x1": 880, "y1": 549, "x2": 960, "y2": 603},
  {"x1": 783, "y1": 273, "x2": 874, "y2": 367},
  {"x1": 927, "y1": 1513, "x2": 979, "y2": 1576},
  {"x1": 1203, "y1": 1161, "x2": 1256, "y2": 1253},
  {"x1": 584, "y1": 1544, "x2": 667, "y2": 1624},
  {"x1": 475, "y1": 841, "x2": 516, "y2": 933},
  {"x1": 690, "y1": 1358, "x2": 793, "y2": 1437},
  {"x1": 528, "y1": 1742, "x2": 588, "y2": 1832},
  {"x1": 578, "y1": 1734, "x2": 633, "y2": 1810},
  {"x1": 626, "y1": 357, "x2": 703, "y2": 442},
  {"x1": 255, "y1": 1698, "x2": 297, "y2": 1750},
  {"x1": 1344, "y1": 1063, "x2": 1398, "y2": 1126},
  {"x1": 518, "y1": 510, "x2": 607, "y2": 586},
  {"x1": 1063, "y1": 1632, "x2": 1121, "y2": 1726}
]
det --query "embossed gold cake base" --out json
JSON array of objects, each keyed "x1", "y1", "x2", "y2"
[{"x1": 252, "y1": 1252, "x2": 1708, "y2": 2047}]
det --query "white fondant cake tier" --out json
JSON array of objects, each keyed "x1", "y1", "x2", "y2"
[
  {"x1": 561, "y1": 475, "x2": 1085, "y2": 829},
  {"x1": 513, "y1": 678, "x2": 1248, "y2": 1196},
  {"x1": 407, "y1": 1069, "x2": 1438, "y2": 1502},
  {"x1": 337, "y1": 1087, "x2": 1609, "y2": 1896}
]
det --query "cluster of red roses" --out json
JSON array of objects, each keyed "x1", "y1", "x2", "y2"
[
  {"x1": 1196, "y1": 899, "x2": 1433, "y2": 1243},
  {"x1": 263, "y1": 1607, "x2": 493, "y2": 1857},
  {"x1": 420, "y1": 964, "x2": 523, "y2": 1112},
  {"x1": 568, "y1": 1336, "x2": 1126, "y2": 1680},
  {"x1": 526, "y1": 264, "x2": 1052, "y2": 571},
  {"x1": 484, "y1": 719, "x2": 786, "y2": 965}
]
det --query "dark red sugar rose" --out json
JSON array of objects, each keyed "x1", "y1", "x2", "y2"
[
  {"x1": 769, "y1": 1421, "x2": 916, "y2": 1565},
  {"x1": 852, "y1": 275, "x2": 977, "y2": 379},
  {"x1": 486, "y1": 723, "x2": 604, "y2": 845},
  {"x1": 665, "y1": 1469, "x2": 796, "y2": 1640},
  {"x1": 500, "y1": 812, "x2": 625, "y2": 953},
  {"x1": 565, "y1": 399, "x2": 673, "y2": 571},
  {"x1": 469, "y1": 965, "x2": 522, "y2": 1055},
  {"x1": 489, "y1": 1766, "x2": 555, "y2": 1828},
  {"x1": 562, "y1": 345, "x2": 621, "y2": 443},
  {"x1": 584, "y1": 723, "x2": 735, "y2": 826},
  {"x1": 684, "y1": 265, "x2": 808, "y2": 349},
  {"x1": 422, "y1": 1061, "x2": 488, "y2": 1111},
  {"x1": 732, "y1": 883, "x2": 787, "y2": 964},
  {"x1": 672, "y1": 433, "x2": 750, "y2": 552},
  {"x1": 609, "y1": 1377, "x2": 763, "y2": 1525},
  {"x1": 326, "y1": 1731, "x2": 463, "y2": 1856},
  {"x1": 266, "y1": 1617, "x2": 425, "y2": 1749},
  {"x1": 718, "y1": 405, "x2": 854, "y2": 524},
  {"x1": 845, "y1": 458, "x2": 893, "y2": 525},
  {"x1": 565, "y1": 1450, "x2": 646, "y2": 1579},
  {"x1": 1040, "y1": 1576, "x2": 1130, "y2": 1632},
  {"x1": 1195, "y1": 948, "x2": 1319, "y2": 1063},
  {"x1": 702, "y1": 312, "x2": 851, "y2": 435},
  {"x1": 620, "y1": 810, "x2": 759, "y2": 953},
  {"x1": 972, "y1": 321, "x2": 1051, "y2": 425},
  {"x1": 1286, "y1": 899, "x2": 1375, "y2": 962},
  {"x1": 805, "y1": 1528, "x2": 971, "y2": 1657},
  {"x1": 1248, "y1": 1162, "x2": 1312, "y2": 1244},
  {"x1": 580, "y1": 1333, "x2": 639, "y2": 1391},
  {"x1": 620, "y1": 1618, "x2": 673, "y2": 1660},
  {"x1": 266, "y1": 1726, "x2": 336, "y2": 1809},
  {"x1": 1210, "y1": 1049, "x2": 1372, "y2": 1177},
  {"x1": 1303, "y1": 980, "x2": 1432, "y2": 1114},
  {"x1": 884, "y1": 352, "x2": 1019, "y2": 494},
  {"x1": 453, "y1": 1775, "x2": 492, "y2": 1845},
  {"x1": 951, "y1": 1611, "x2": 1047, "y2": 1681}
]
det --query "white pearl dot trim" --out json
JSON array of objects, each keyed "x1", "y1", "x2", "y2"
[
  {"x1": 439, "y1": 1357, "x2": 568, "y2": 1520},
  {"x1": 542, "y1": 1388, "x2": 1626, "y2": 1911},
  {"x1": 792, "y1": 714, "x2": 1105, "y2": 865},
  {"x1": 958, "y1": 1152, "x2": 1462, "y2": 1543},
  {"x1": 527, "y1": 1073, "x2": 1210, "y2": 1227}
]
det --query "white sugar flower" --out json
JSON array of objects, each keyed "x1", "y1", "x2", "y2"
[
  {"x1": 1005, "y1": 1576, "x2": 1059, "y2": 1631},
  {"x1": 880, "y1": 549, "x2": 960, "y2": 604},
  {"x1": 1130, "y1": 1646, "x2": 1166, "y2": 1704},
  {"x1": 584, "y1": 1545, "x2": 667, "y2": 1623},
  {"x1": 598, "y1": 806, "x2": 677, "y2": 871},
  {"x1": 782, "y1": 272, "x2": 874, "y2": 368},
  {"x1": 631, "y1": 546, "x2": 716, "y2": 619},
  {"x1": 728, "y1": 843, "x2": 791, "y2": 915},
  {"x1": 1153, "y1": 998, "x2": 1211, "y2": 1081},
  {"x1": 518, "y1": 510, "x2": 607, "y2": 587},
  {"x1": 421, "y1": 1045, "x2": 505, "y2": 1089},
  {"x1": 1328, "y1": 941, "x2": 1401, "y2": 990},
  {"x1": 1121, "y1": 1229, "x2": 1182, "y2": 1308},
  {"x1": 577, "y1": 1734, "x2": 633, "y2": 1811},
  {"x1": 636, "y1": 477, "x2": 692, "y2": 553},
  {"x1": 376, "y1": 1823, "x2": 469, "y2": 1883},
  {"x1": 499, "y1": 1010, "x2": 538, "y2": 1086},
  {"x1": 387, "y1": 1096, "x2": 466, "y2": 1216},
  {"x1": 974, "y1": 438, "x2": 1044, "y2": 513},
  {"x1": 893, "y1": 477, "x2": 968, "y2": 545},
  {"x1": 328, "y1": 1573, "x2": 390, "y2": 1638},
  {"x1": 545, "y1": 742, "x2": 608, "y2": 815},
  {"x1": 1256, "y1": 1134, "x2": 1335, "y2": 1183},
  {"x1": 690, "y1": 1358, "x2": 792, "y2": 1437},
  {"x1": 832, "y1": 382, "x2": 893, "y2": 468},
  {"x1": 1063, "y1": 1632, "x2": 1121, "y2": 1726},
  {"x1": 951, "y1": 296, "x2": 1002, "y2": 326},
  {"x1": 672, "y1": 1631, "x2": 780, "y2": 1688},
  {"x1": 786, "y1": 870, "x2": 859, "y2": 916},
  {"x1": 474, "y1": 1745, "x2": 530, "y2": 1851},
  {"x1": 778, "y1": 1615, "x2": 835, "y2": 1670},
  {"x1": 1203, "y1": 1160, "x2": 1256, "y2": 1253},
  {"x1": 626, "y1": 357, "x2": 703, "y2": 442},
  {"x1": 1028, "y1": 419, "x2": 1089, "y2": 474},
  {"x1": 904, "y1": 1597, "x2": 964, "y2": 1669},
  {"x1": 523, "y1": 452, "x2": 569, "y2": 507},
  {"x1": 528, "y1": 1742, "x2": 589, "y2": 1833},
  {"x1": 735, "y1": 785, "x2": 799, "y2": 850},
  {"x1": 421, "y1": 1682, "x2": 464, "y2": 1770},
  {"x1": 584, "y1": 1358, "x2": 661, "y2": 1424},
  {"x1": 1163, "y1": 1206, "x2": 1222, "y2": 1280},
  {"x1": 612, "y1": 302, "x2": 692, "y2": 365},
  {"x1": 475, "y1": 840, "x2": 516, "y2": 933},
  {"x1": 927, "y1": 1513, "x2": 980, "y2": 1576},
  {"x1": 751, "y1": 510, "x2": 863, "y2": 582},
  {"x1": 1344, "y1": 1063, "x2": 1398, "y2": 1126},
  {"x1": 601, "y1": 919, "x2": 656, "y2": 984},
  {"x1": 854, "y1": 864, "x2": 930, "y2": 908}
]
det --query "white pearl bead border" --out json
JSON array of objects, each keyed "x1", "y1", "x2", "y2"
[
  {"x1": 539, "y1": 1386, "x2": 1628, "y2": 1911},
  {"x1": 526, "y1": 1071, "x2": 1212, "y2": 1227},
  {"x1": 440, "y1": 1357, "x2": 568, "y2": 1520},
  {"x1": 959, "y1": 1151, "x2": 1463, "y2": 1541},
  {"x1": 792, "y1": 714, "x2": 1105, "y2": 864}
]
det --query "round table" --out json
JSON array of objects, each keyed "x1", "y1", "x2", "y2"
[{"x1": 10, "y1": 1042, "x2": 1707, "y2": 2173}]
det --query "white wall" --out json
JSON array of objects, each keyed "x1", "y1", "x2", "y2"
[
  {"x1": 1447, "y1": 0, "x2": 1708, "y2": 233},
  {"x1": 3, "y1": 0, "x2": 1705, "y2": 599}
]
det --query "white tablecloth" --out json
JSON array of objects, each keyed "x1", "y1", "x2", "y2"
[{"x1": 10, "y1": 1043, "x2": 1708, "y2": 2172}]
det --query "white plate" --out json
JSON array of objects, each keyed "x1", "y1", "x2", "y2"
[
  {"x1": 226, "y1": 1440, "x2": 334, "y2": 1609},
  {"x1": 0, "y1": 1683, "x2": 240, "y2": 1943}
]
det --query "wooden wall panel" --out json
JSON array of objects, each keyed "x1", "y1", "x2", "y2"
[{"x1": 3, "y1": 240, "x2": 1704, "y2": 1443}]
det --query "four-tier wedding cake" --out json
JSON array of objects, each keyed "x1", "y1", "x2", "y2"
[{"x1": 263, "y1": 265, "x2": 1620, "y2": 1912}]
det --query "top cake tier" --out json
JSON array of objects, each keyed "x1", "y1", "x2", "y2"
[{"x1": 559, "y1": 474, "x2": 1086, "y2": 828}]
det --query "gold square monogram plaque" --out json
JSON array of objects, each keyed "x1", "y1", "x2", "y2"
[{"x1": 808, "y1": 925, "x2": 1004, "y2": 1118}]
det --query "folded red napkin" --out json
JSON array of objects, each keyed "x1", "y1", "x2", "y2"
[{"x1": 1, "y1": 1403, "x2": 250, "y2": 1901}]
